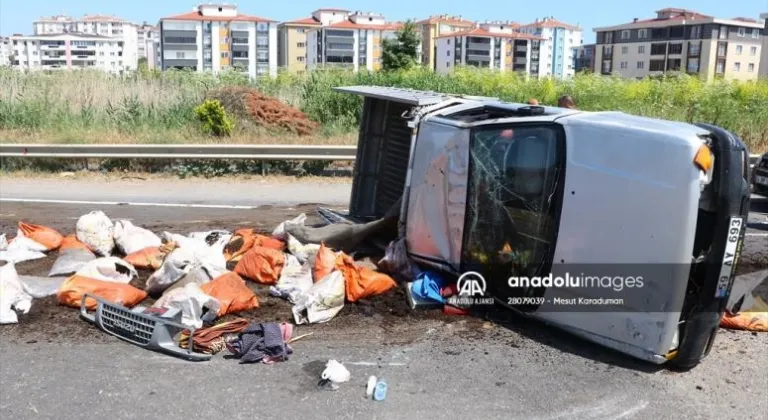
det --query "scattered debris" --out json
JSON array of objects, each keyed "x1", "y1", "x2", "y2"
[
  {"x1": 373, "y1": 379, "x2": 388, "y2": 401},
  {"x1": 153, "y1": 283, "x2": 221, "y2": 329},
  {"x1": 318, "y1": 359, "x2": 350, "y2": 390},
  {"x1": 366, "y1": 375, "x2": 377, "y2": 398},
  {"x1": 226, "y1": 322, "x2": 294, "y2": 364},
  {"x1": 113, "y1": 220, "x2": 162, "y2": 255},
  {"x1": 76, "y1": 211, "x2": 115, "y2": 257},
  {"x1": 0, "y1": 264, "x2": 33, "y2": 324}
]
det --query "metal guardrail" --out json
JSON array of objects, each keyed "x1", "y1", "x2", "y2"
[
  {"x1": 0, "y1": 144, "x2": 358, "y2": 161},
  {"x1": 0, "y1": 144, "x2": 761, "y2": 167}
]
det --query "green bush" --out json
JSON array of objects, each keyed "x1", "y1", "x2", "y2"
[{"x1": 194, "y1": 99, "x2": 233, "y2": 136}]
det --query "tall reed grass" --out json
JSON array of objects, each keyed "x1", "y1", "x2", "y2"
[{"x1": 1, "y1": 66, "x2": 766, "y2": 151}]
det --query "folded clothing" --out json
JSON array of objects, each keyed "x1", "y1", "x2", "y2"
[{"x1": 226, "y1": 322, "x2": 294, "y2": 364}]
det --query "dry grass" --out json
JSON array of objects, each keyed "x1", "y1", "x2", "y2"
[{"x1": 0, "y1": 128, "x2": 357, "y2": 145}]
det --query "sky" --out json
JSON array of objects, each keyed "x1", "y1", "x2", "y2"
[{"x1": 0, "y1": 0, "x2": 765, "y2": 43}]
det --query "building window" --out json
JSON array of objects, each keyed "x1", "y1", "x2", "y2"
[
  {"x1": 649, "y1": 59, "x2": 665, "y2": 71},
  {"x1": 748, "y1": 63, "x2": 755, "y2": 72},
  {"x1": 222, "y1": 52, "x2": 229, "y2": 58},
  {"x1": 668, "y1": 43, "x2": 682, "y2": 54},
  {"x1": 737, "y1": 28, "x2": 745, "y2": 37},
  {"x1": 175, "y1": 52, "x2": 185, "y2": 59},
  {"x1": 447, "y1": 50, "x2": 450, "y2": 56},
  {"x1": 601, "y1": 60, "x2": 610, "y2": 72},
  {"x1": 297, "y1": 56, "x2": 305, "y2": 62},
  {"x1": 719, "y1": 26, "x2": 727, "y2": 40},
  {"x1": 650, "y1": 43, "x2": 666, "y2": 55},
  {"x1": 621, "y1": 46, "x2": 628, "y2": 54},
  {"x1": 297, "y1": 28, "x2": 305, "y2": 33},
  {"x1": 297, "y1": 42, "x2": 306, "y2": 48},
  {"x1": 733, "y1": 62, "x2": 740, "y2": 72},
  {"x1": 637, "y1": 45, "x2": 645, "y2": 54},
  {"x1": 637, "y1": 61, "x2": 644, "y2": 69},
  {"x1": 621, "y1": 30, "x2": 630, "y2": 40},
  {"x1": 717, "y1": 42, "x2": 726, "y2": 56},
  {"x1": 688, "y1": 42, "x2": 700, "y2": 56},
  {"x1": 604, "y1": 32, "x2": 613, "y2": 44},
  {"x1": 736, "y1": 45, "x2": 742, "y2": 55},
  {"x1": 716, "y1": 59, "x2": 725, "y2": 73},
  {"x1": 753, "y1": 29, "x2": 760, "y2": 39},
  {"x1": 667, "y1": 58, "x2": 681, "y2": 71},
  {"x1": 620, "y1": 61, "x2": 627, "y2": 69},
  {"x1": 637, "y1": 29, "x2": 647, "y2": 39},
  {"x1": 690, "y1": 26, "x2": 701, "y2": 39},
  {"x1": 750, "y1": 46, "x2": 757, "y2": 56}
]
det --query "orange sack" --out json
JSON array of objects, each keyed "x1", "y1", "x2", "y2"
[
  {"x1": 124, "y1": 242, "x2": 177, "y2": 270},
  {"x1": 60, "y1": 234, "x2": 92, "y2": 252},
  {"x1": 313, "y1": 242, "x2": 336, "y2": 283},
  {"x1": 335, "y1": 253, "x2": 397, "y2": 302},
  {"x1": 18, "y1": 221, "x2": 64, "y2": 251},
  {"x1": 720, "y1": 312, "x2": 768, "y2": 332},
  {"x1": 57, "y1": 275, "x2": 147, "y2": 310},
  {"x1": 200, "y1": 272, "x2": 259, "y2": 316},
  {"x1": 233, "y1": 245, "x2": 285, "y2": 285},
  {"x1": 224, "y1": 230, "x2": 284, "y2": 262}
]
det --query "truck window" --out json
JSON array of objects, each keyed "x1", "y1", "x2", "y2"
[{"x1": 461, "y1": 124, "x2": 565, "y2": 295}]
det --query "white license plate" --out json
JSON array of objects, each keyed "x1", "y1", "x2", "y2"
[
  {"x1": 756, "y1": 175, "x2": 768, "y2": 186},
  {"x1": 715, "y1": 217, "x2": 743, "y2": 298}
]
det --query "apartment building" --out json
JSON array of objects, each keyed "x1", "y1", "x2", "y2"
[
  {"x1": 278, "y1": 9, "x2": 350, "y2": 73},
  {"x1": 0, "y1": 37, "x2": 11, "y2": 66},
  {"x1": 137, "y1": 23, "x2": 161, "y2": 68},
  {"x1": 9, "y1": 32, "x2": 137, "y2": 73},
  {"x1": 418, "y1": 14, "x2": 475, "y2": 70},
  {"x1": 306, "y1": 11, "x2": 406, "y2": 72},
  {"x1": 593, "y1": 8, "x2": 764, "y2": 81},
  {"x1": 30, "y1": 14, "x2": 140, "y2": 68},
  {"x1": 574, "y1": 44, "x2": 595, "y2": 72},
  {"x1": 160, "y1": 4, "x2": 278, "y2": 78},
  {"x1": 519, "y1": 16, "x2": 583, "y2": 78},
  {"x1": 760, "y1": 13, "x2": 768, "y2": 78},
  {"x1": 435, "y1": 26, "x2": 544, "y2": 75}
]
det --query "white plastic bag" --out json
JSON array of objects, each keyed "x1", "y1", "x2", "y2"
[
  {"x1": 286, "y1": 234, "x2": 321, "y2": 264},
  {"x1": 113, "y1": 220, "x2": 162, "y2": 255},
  {"x1": 272, "y1": 214, "x2": 307, "y2": 241},
  {"x1": 0, "y1": 264, "x2": 33, "y2": 324},
  {"x1": 19, "y1": 275, "x2": 67, "y2": 298},
  {"x1": 188, "y1": 230, "x2": 231, "y2": 248},
  {"x1": 153, "y1": 283, "x2": 221, "y2": 329},
  {"x1": 292, "y1": 270, "x2": 345, "y2": 325},
  {"x1": 162, "y1": 232, "x2": 227, "y2": 276},
  {"x1": 0, "y1": 230, "x2": 48, "y2": 264},
  {"x1": 75, "y1": 257, "x2": 137, "y2": 284},
  {"x1": 145, "y1": 248, "x2": 219, "y2": 296},
  {"x1": 321, "y1": 359, "x2": 351, "y2": 383},
  {"x1": 76, "y1": 211, "x2": 115, "y2": 256},
  {"x1": 48, "y1": 248, "x2": 96, "y2": 277},
  {"x1": 269, "y1": 254, "x2": 313, "y2": 303}
]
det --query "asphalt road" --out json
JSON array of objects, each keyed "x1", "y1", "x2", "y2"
[{"x1": 0, "y1": 178, "x2": 766, "y2": 420}]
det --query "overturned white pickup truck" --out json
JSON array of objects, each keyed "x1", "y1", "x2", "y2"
[{"x1": 327, "y1": 86, "x2": 752, "y2": 370}]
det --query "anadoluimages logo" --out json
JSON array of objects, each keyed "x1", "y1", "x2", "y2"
[
  {"x1": 455, "y1": 271, "x2": 494, "y2": 306},
  {"x1": 457, "y1": 271, "x2": 487, "y2": 296}
]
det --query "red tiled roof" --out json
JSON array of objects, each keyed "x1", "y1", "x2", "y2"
[
  {"x1": 282, "y1": 17, "x2": 322, "y2": 26},
  {"x1": 161, "y1": 11, "x2": 276, "y2": 23},
  {"x1": 82, "y1": 15, "x2": 126, "y2": 22},
  {"x1": 436, "y1": 27, "x2": 544, "y2": 40},
  {"x1": 315, "y1": 8, "x2": 351, "y2": 13},
  {"x1": 521, "y1": 18, "x2": 579, "y2": 30},
  {"x1": 417, "y1": 15, "x2": 475, "y2": 25},
  {"x1": 326, "y1": 20, "x2": 399, "y2": 30},
  {"x1": 614, "y1": 11, "x2": 711, "y2": 26}
]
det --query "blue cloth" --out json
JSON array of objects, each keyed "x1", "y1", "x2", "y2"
[{"x1": 411, "y1": 271, "x2": 447, "y2": 303}]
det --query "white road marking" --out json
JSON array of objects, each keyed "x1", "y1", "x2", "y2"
[
  {"x1": 746, "y1": 233, "x2": 768, "y2": 237},
  {"x1": 1, "y1": 198, "x2": 262, "y2": 210}
]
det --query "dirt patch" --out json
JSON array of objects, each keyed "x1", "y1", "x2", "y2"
[{"x1": 208, "y1": 87, "x2": 319, "y2": 136}]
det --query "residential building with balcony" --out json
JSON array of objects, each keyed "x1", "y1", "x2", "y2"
[
  {"x1": 9, "y1": 32, "x2": 135, "y2": 73},
  {"x1": 0, "y1": 37, "x2": 11, "y2": 66},
  {"x1": 278, "y1": 9, "x2": 350, "y2": 73},
  {"x1": 30, "y1": 14, "x2": 139, "y2": 69},
  {"x1": 434, "y1": 27, "x2": 544, "y2": 75},
  {"x1": 160, "y1": 3, "x2": 278, "y2": 78},
  {"x1": 519, "y1": 16, "x2": 583, "y2": 78},
  {"x1": 417, "y1": 14, "x2": 475, "y2": 70},
  {"x1": 137, "y1": 23, "x2": 161, "y2": 67},
  {"x1": 306, "y1": 11, "x2": 410, "y2": 72},
  {"x1": 574, "y1": 43, "x2": 596, "y2": 72},
  {"x1": 593, "y1": 8, "x2": 764, "y2": 81},
  {"x1": 760, "y1": 13, "x2": 768, "y2": 78}
]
